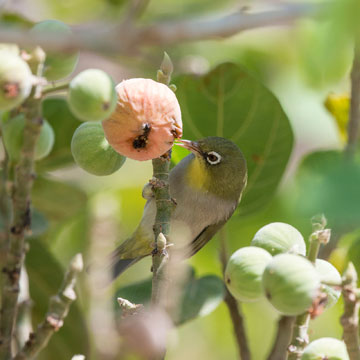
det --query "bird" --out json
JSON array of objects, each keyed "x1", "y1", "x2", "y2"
[{"x1": 110, "y1": 136, "x2": 248, "y2": 278}]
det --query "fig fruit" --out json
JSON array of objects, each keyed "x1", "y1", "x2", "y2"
[
  {"x1": 0, "y1": 44, "x2": 20, "y2": 55},
  {"x1": 71, "y1": 121, "x2": 126, "y2": 176},
  {"x1": 251, "y1": 222, "x2": 306, "y2": 256},
  {"x1": 0, "y1": 51, "x2": 32, "y2": 110},
  {"x1": 102, "y1": 78, "x2": 182, "y2": 161},
  {"x1": 68, "y1": 69, "x2": 117, "y2": 122},
  {"x1": 262, "y1": 254, "x2": 320, "y2": 315},
  {"x1": 2, "y1": 114, "x2": 55, "y2": 161},
  {"x1": 315, "y1": 259, "x2": 341, "y2": 309},
  {"x1": 31, "y1": 20, "x2": 79, "y2": 81},
  {"x1": 225, "y1": 247, "x2": 272, "y2": 302},
  {"x1": 301, "y1": 337, "x2": 349, "y2": 360}
]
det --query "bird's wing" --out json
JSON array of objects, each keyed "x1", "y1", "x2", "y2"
[{"x1": 186, "y1": 220, "x2": 228, "y2": 257}]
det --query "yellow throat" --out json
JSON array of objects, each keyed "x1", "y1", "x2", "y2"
[{"x1": 185, "y1": 157, "x2": 210, "y2": 191}]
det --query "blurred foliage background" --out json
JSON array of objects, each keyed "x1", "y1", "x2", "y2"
[{"x1": 1, "y1": 0, "x2": 360, "y2": 359}]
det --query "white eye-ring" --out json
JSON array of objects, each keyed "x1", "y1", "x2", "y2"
[{"x1": 206, "y1": 151, "x2": 222, "y2": 165}]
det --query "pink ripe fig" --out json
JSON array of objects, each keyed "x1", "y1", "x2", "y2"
[{"x1": 102, "y1": 78, "x2": 182, "y2": 161}]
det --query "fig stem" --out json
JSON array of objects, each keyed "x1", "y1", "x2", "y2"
[
  {"x1": 287, "y1": 218, "x2": 329, "y2": 360},
  {"x1": 42, "y1": 81, "x2": 69, "y2": 96},
  {"x1": 341, "y1": 262, "x2": 360, "y2": 360},
  {"x1": 13, "y1": 254, "x2": 83, "y2": 360},
  {"x1": 219, "y1": 227, "x2": 251, "y2": 360}
]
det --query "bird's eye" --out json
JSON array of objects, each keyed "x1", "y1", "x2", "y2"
[{"x1": 206, "y1": 151, "x2": 222, "y2": 165}]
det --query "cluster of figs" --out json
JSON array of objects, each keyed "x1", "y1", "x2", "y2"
[
  {"x1": 0, "y1": 19, "x2": 183, "y2": 173},
  {"x1": 225, "y1": 222, "x2": 349, "y2": 359}
]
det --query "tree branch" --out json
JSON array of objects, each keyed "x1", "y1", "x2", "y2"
[
  {"x1": 151, "y1": 54, "x2": 175, "y2": 307},
  {"x1": 13, "y1": 254, "x2": 83, "y2": 360},
  {"x1": 0, "y1": 95, "x2": 43, "y2": 360},
  {"x1": 267, "y1": 316, "x2": 295, "y2": 360},
  {"x1": 219, "y1": 227, "x2": 251, "y2": 360},
  {"x1": 340, "y1": 262, "x2": 360, "y2": 360},
  {"x1": 141, "y1": 3, "x2": 321, "y2": 46},
  {"x1": 345, "y1": 40, "x2": 360, "y2": 158},
  {"x1": 0, "y1": 143, "x2": 11, "y2": 265},
  {"x1": 150, "y1": 156, "x2": 172, "y2": 306},
  {"x1": 0, "y1": 3, "x2": 322, "y2": 56}
]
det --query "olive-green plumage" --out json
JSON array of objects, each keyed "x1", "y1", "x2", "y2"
[{"x1": 111, "y1": 136, "x2": 247, "y2": 278}]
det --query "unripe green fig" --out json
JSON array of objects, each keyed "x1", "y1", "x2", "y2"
[
  {"x1": 315, "y1": 259, "x2": 341, "y2": 309},
  {"x1": 31, "y1": 20, "x2": 79, "y2": 81},
  {"x1": 0, "y1": 51, "x2": 32, "y2": 110},
  {"x1": 0, "y1": 44, "x2": 20, "y2": 55},
  {"x1": 71, "y1": 122, "x2": 126, "y2": 176},
  {"x1": 301, "y1": 337, "x2": 349, "y2": 360},
  {"x1": 262, "y1": 254, "x2": 320, "y2": 315},
  {"x1": 251, "y1": 222, "x2": 306, "y2": 256},
  {"x1": 225, "y1": 247, "x2": 272, "y2": 302},
  {"x1": 68, "y1": 69, "x2": 117, "y2": 122},
  {"x1": 2, "y1": 114, "x2": 55, "y2": 161}
]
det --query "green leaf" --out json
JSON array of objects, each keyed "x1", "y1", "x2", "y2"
[
  {"x1": 295, "y1": 150, "x2": 360, "y2": 230},
  {"x1": 174, "y1": 63, "x2": 293, "y2": 215},
  {"x1": 0, "y1": 208, "x2": 48, "y2": 237},
  {"x1": 115, "y1": 269, "x2": 225, "y2": 326},
  {"x1": 116, "y1": 277, "x2": 152, "y2": 307},
  {"x1": 296, "y1": 19, "x2": 353, "y2": 88},
  {"x1": 26, "y1": 239, "x2": 89, "y2": 360},
  {"x1": 175, "y1": 274, "x2": 225, "y2": 325},
  {"x1": 0, "y1": 12, "x2": 33, "y2": 28},
  {"x1": 32, "y1": 176, "x2": 87, "y2": 222},
  {"x1": 37, "y1": 97, "x2": 81, "y2": 171},
  {"x1": 170, "y1": 145, "x2": 189, "y2": 169}
]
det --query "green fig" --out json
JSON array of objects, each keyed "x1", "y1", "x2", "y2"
[
  {"x1": 262, "y1": 254, "x2": 320, "y2": 315},
  {"x1": 2, "y1": 115, "x2": 55, "y2": 162},
  {"x1": 301, "y1": 337, "x2": 349, "y2": 360},
  {"x1": 71, "y1": 121, "x2": 126, "y2": 176},
  {"x1": 68, "y1": 69, "x2": 117, "y2": 122},
  {"x1": 0, "y1": 44, "x2": 20, "y2": 55},
  {"x1": 315, "y1": 259, "x2": 342, "y2": 309},
  {"x1": 31, "y1": 20, "x2": 79, "y2": 81},
  {"x1": 251, "y1": 222, "x2": 306, "y2": 256},
  {"x1": 0, "y1": 51, "x2": 32, "y2": 110},
  {"x1": 225, "y1": 246, "x2": 272, "y2": 302}
]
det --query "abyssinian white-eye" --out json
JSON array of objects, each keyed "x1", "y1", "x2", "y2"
[{"x1": 110, "y1": 136, "x2": 247, "y2": 278}]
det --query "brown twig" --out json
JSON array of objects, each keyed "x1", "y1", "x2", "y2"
[
  {"x1": 267, "y1": 316, "x2": 295, "y2": 360},
  {"x1": 0, "y1": 96, "x2": 43, "y2": 360},
  {"x1": 13, "y1": 254, "x2": 83, "y2": 360},
  {"x1": 340, "y1": 262, "x2": 360, "y2": 360},
  {"x1": 0, "y1": 143, "x2": 11, "y2": 264},
  {"x1": 345, "y1": 40, "x2": 360, "y2": 158},
  {"x1": 219, "y1": 228, "x2": 251, "y2": 360}
]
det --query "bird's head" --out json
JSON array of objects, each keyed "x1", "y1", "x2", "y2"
[{"x1": 176, "y1": 137, "x2": 247, "y2": 201}]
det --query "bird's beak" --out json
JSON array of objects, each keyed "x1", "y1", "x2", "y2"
[{"x1": 175, "y1": 139, "x2": 201, "y2": 155}]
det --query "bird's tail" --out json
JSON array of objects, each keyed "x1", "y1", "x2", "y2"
[{"x1": 87, "y1": 245, "x2": 144, "y2": 284}]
